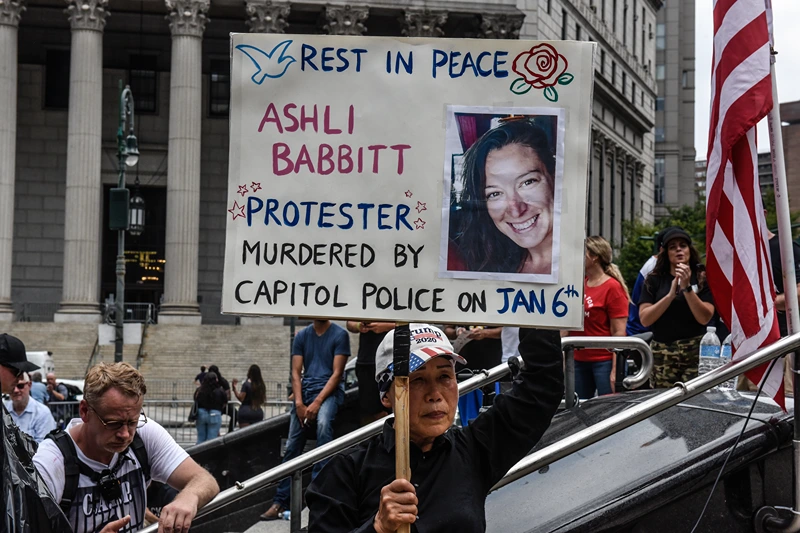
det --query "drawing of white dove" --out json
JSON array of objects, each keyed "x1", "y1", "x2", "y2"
[{"x1": 236, "y1": 40, "x2": 297, "y2": 84}]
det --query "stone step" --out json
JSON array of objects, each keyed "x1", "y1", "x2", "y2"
[{"x1": 2, "y1": 322, "x2": 359, "y2": 393}]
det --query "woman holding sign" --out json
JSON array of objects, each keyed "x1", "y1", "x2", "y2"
[
  {"x1": 305, "y1": 325, "x2": 564, "y2": 533},
  {"x1": 449, "y1": 118, "x2": 556, "y2": 276}
]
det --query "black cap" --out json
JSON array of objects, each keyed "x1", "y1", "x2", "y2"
[
  {"x1": 0, "y1": 334, "x2": 39, "y2": 374},
  {"x1": 660, "y1": 227, "x2": 692, "y2": 248},
  {"x1": 655, "y1": 226, "x2": 677, "y2": 249}
]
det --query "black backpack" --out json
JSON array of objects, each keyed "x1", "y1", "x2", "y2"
[
  {"x1": 44, "y1": 429, "x2": 150, "y2": 515},
  {"x1": 59, "y1": 383, "x2": 83, "y2": 402}
]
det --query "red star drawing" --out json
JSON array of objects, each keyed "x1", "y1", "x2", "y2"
[
  {"x1": 413, "y1": 218, "x2": 426, "y2": 230},
  {"x1": 416, "y1": 201, "x2": 427, "y2": 213},
  {"x1": 251, "y1": 181, "x2": 262, "y2": 193},
  {"x1": 404, "y1": 190, "x2": 413, "y2": 198},
  {"x1": 228, "y1": 201, "x2": 245, "y2": 221},
  {"x1": 237, "y1": 185, "x2": 249, "y2": 197}
]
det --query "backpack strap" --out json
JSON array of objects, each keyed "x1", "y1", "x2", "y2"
[
  {"x1": 130, "y1": 432, "x2": 150, "y2": 482},
  {"x1": 45, "y1": 429, "x2": 151, "y2": 515},
  {"x1": 45, "y1": 429, "x2": 80, "y2": 515}
]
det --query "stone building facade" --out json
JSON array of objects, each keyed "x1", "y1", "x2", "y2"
[
  {"x1": 0, "y1": 0, "x2": 659, "y2": 325},
  {"x1": 652, "y1": 0, "x2": 694, "y2": 216}
]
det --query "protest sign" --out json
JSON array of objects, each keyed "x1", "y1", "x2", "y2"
[{"x1": 223, "y1": 34, "x2": 595, "y2": 328}]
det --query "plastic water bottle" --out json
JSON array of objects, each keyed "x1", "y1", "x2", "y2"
[
  {"x1": 718, "y1": 334, "x2": 737, "y2": 391},
  {"x1": 280, "y1": 510, "x2": 291, "y2": 521},
  {"x1": 698, "y1": 326, "x2": 721, "y2": 378}
]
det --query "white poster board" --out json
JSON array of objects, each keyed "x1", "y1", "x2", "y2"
[
  {"x1": 98, "y1": 324, "x2": 142, "y2": 346},
  {"x1": 223, "y1": 35, "x2": 594, "y2": 328}
]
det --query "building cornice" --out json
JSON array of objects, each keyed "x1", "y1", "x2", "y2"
[
  {"x1": 644, "y1": 0, "x2": 663, "y2": 11},
  {"x1": 594, "y1": 75, "x2": 654, "y2": 135},
  {"x1": 568, "y1": 0, "x2": 655, "y2": 92}
]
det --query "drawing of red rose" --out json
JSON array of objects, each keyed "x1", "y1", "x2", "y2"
[{"x1": 509, "y1": 44, "x2": 574, "y2": 102}]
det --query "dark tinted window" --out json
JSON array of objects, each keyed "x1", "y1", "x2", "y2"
[
  {"x1": 209, "y1": 59, "x2": 230, "y2": 117},
  {"x1": 45, "y1": 49, "x2": 70, "y2": 109},
  {"x1": 129, "y1": 54, "x2": 158, "y2": 114}
]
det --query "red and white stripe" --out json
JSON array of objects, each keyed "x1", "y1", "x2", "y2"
[
  {"x1": 419, "y1": 346, "x2": 453, "y2": 357},
  {"x1": 705, "y1": 0, "x2": 784, "y2": 408}
]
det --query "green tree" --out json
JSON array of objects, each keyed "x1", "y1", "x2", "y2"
[
  {"x1": 617, "y1": 219, "x2": 657, "y2": 290},
  {"x1": 761, "y1": 185, "x2": 800, "y2": 238},
  {"x1": 617, "y1": 202, "x2": 707, "y2": 289},
  {"x1": 617, "y1": 190, "x2": 800, "y2": 290}
]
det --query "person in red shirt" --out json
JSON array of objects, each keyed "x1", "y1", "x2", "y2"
[{"x1": 569, "y1": 236, "x2": 630, "y2": 399}]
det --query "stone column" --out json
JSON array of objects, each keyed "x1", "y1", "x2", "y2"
[
  {"x1": 245, "y1": 0, "x2": 290, "y2": 33},
  {"x1": 158, "y1": 0, "x2": 208, "y2": 324},
  {"x1": 480, "y1": 13, "x2": 524, "y2": 39},
  {"x1": 0, "y1": 0, "x2": 25, "y2": 322},
  {"x1": 634, "y1": 161, "x2": 644, "y2": 219},
  {"x1": 324, "y1": 5, "x2": 368, "y2": 36},
  {"x1": 598, "y1": 136, "x2": 607, "y2": 236},
  {"x1": 626, "y1": 155, "x2": 635, "y2": 221},
  {"x1": 620, "y1": 149, "x2": 628, "y2": 225},
  {"x1": 54, "y1": 0, "x2": 109, "y2": 324},
  {"x1": 609, "y1": 143, "x2": 617, "y2": 244},
  {"x1": 588, "y1": 130, "x2": 598, "y2": 235},
  {"x1": 402, "y1": 9, "x2": 447, "y2": 37}
]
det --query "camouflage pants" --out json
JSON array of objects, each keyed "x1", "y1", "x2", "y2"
[{"x1": 650, "y1": 335, "x2": 703, "y2": 389}]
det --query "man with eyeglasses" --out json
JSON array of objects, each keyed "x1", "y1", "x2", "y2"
[
  {"x1": 33, "y1": 362, "x2": 220, "y2": 533},
  {"x1": 3, "y1": 371, "x2": 56, "y2": 442}
]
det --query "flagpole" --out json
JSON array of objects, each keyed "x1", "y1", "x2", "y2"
[
  {"x1": 767, "y1": 54, "x2": 800, "y2": 339},
  {"x1": 760, "y1": 44, "x2": 800, "y2": 532}
]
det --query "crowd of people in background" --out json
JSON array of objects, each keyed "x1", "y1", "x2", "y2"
[
  {"x1": 190, "y1": 362, "x2": 269, "y2": 444},
  {"x1": 2, "y1": 216, "x2": 798, "y2": 532}
]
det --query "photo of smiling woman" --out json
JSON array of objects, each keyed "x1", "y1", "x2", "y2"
[{"x1": 441, "y1": 108, "x2": 563, "y2": 283}]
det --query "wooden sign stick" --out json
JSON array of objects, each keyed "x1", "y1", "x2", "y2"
[{"x1": 392, "y1": 322, "x2": 411, "y2": 533}]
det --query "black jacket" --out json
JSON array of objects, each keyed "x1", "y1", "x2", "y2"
[{"x1": 306, "y1": 328, "x2": 564, "y2": 533}]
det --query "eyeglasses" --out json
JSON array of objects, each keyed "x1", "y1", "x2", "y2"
[
  {"x1": 14, "y1": 382, "x2": 29, "y2": 390},
  {"x1": 87, "y1": 403, "x2": 148, "y2": 431},
  {"x1": 0, "y1": 364, "x2": 22, "y2": 378}
]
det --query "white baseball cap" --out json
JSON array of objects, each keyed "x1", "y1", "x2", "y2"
[{"x1": 374, "y1": 324, "x2": 466, "y2": 391}]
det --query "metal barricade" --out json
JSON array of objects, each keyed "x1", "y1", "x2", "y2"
[
  {"x1": 103, "y1": 302, "x2": 157, "y2": 324},
  {"x1": 46, "y1": 399, "x2": 257, "y2": 448}
]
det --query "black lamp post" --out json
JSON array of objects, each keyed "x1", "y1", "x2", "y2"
[{"x1": 110, "y1": 82, "x2": 140, "y2": 362}]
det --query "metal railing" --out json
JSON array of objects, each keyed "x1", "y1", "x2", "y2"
[
  {"x1": 140, "y1": 336, "x2": 657, "y2": 533},
  {"x1": 494, "y1": 332, "x2": 800, "y2": 490},
  {"x1": 143, "y1": 379, "x2": 288, "y2": 402},
  {"x1": 47, "y1": 398, "x2": 285, "y2": 448},
  {"x1": 103, "y1": 302, "x2": 157, "y2": 324},
  {"x1": 562, "y1": 336, "x2": 653, "y2": 408}
]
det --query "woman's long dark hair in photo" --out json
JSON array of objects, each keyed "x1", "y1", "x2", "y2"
[
  {"x1": 247, "y1": 364, "x2": 266, "y2": 408},
  {"x1": 455, "y1": 118, "x2": 556, "y2": 272}
]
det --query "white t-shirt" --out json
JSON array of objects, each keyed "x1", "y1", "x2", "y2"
[
  {"x1": 33, "y1": 417, "x2": 189, "y2": 533},
  {"x1": 501, "y1": 327, "x2": 521, "y2": 363}
]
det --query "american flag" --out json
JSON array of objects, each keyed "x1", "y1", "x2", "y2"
[{"x1": 705, "y1": 0, "x2": 784, "y2": 408}]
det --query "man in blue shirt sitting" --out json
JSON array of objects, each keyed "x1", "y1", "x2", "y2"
[
  {"x1": 262, "y1": 318, "x2": 350, "y2": 520},
  {"x1": 29, "y1": 371, "x2": 49, "y2": 404},
  {"x1": 3, "y1": 372, "x2": 56, "y2": 442}
]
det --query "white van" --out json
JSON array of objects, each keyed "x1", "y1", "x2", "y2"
[{"x1": 25, "y1": 351, "x2": 55, "y2": 376}]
